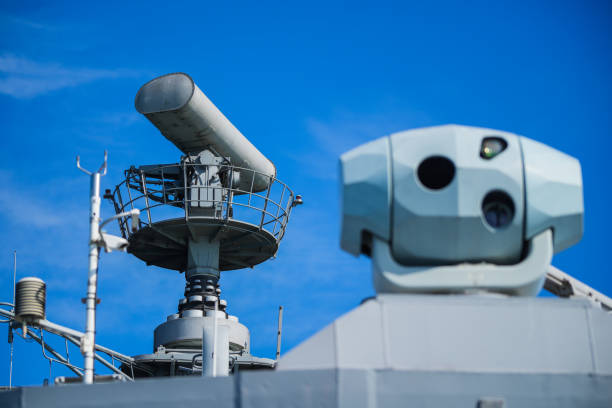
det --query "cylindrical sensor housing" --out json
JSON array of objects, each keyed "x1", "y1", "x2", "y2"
[
  {"x1": 135, "y1": 73, "x2": 276, "y2": 192},
  {"x1": 15, "y1": 277, "x2": 46, "y2": 323}
]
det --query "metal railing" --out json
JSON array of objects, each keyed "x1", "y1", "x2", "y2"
[
  {"x1": 0, "y1": 307, "x2": 150, "y2": 382},
  {"x1": 109, "y1": 163, "x2": 297, "y2": 242}
]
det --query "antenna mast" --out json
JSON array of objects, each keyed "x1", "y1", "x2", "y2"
[
  {"x1": 76, "y1": 151, "x2": 107, "y2": 385},
  {"x1": 76, "y1": 152, "x2": 139, "y2": 384},
  {"x1": 8, "y1": 250, "x2": 16, "y2": 389}
]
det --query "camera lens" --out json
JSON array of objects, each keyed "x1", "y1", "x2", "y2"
[
  {"x1": 480, "y1": 137, "x2": 508, "y2": 159},
  {"x1": 482, "y1": 191, "x2": 515, "y2": 228},
  {"x1": 417, "y1": 156, "x2": 455, "y2": 190}
]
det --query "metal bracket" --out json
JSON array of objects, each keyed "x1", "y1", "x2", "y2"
[
  {"x1": 545, "y1": 266, "x2": 612, "y2": 311},
  {"x1": 77, "y1": 150, "x2": 107, "y2": 176}
]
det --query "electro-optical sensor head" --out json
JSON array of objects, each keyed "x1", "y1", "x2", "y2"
[{"x1": 340, "y1": 125, "x2": 583, "y2": 266}]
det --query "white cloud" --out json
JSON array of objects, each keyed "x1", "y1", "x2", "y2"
[
  {"x1": 0, "y1": 54, "x2": 140, "y2": 99},
  {"x1": 306, "y1": 115, "x2": 392, "y2": 157},
  {"x1": 0, "y1": 170, "x2": 66, "y2": 228},
  {"x1": 97, "y1": 112, "x2": 141, "y2": 126},
  {"x1": 294, "y1": 112, "x2": 424, "y2": 180},
  {"x1": 7, "y1": 16, "x2": 56, "y2": 31}
]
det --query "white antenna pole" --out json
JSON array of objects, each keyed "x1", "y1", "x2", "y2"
[
  {"x1": 11, "y1": 251, "x2": 16, "y2": 305},
  {"x1": 83, "y1": 172, "x2": 101, "y2": 384},
  {"x1": 77, "y1": 152, "x2": 107, "y2": 385},
  {"x1": 275, "y1": 305, "x2": 283, "y2": 361},
  {"x1": 8, "y1": 250, "x2": 16, "y2": 389},
  {"x1": 212, "y1": 298, "x2": 218, "y2": 377}
]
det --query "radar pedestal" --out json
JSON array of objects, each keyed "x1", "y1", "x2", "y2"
[
  {"x1": 108, "y1": 73, "x2": 299, "y2": 377},
  {"x1": 186, "y1": 237, "x2": 220, "y2": 279}
]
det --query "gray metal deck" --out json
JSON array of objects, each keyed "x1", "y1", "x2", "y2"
[{"x1": 2, "y1": 295, "x2": 611, "y2": 407}]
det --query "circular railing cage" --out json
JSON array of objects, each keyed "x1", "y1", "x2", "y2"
[{"x1": 108, "y1": 162, "x2": 298, "y2": 245}]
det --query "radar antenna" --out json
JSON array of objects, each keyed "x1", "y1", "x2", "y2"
[{"x1": 103, "y1": 73, "x2": 300, "y2": 378}]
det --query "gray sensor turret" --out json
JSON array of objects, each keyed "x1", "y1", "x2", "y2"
[{"x1": 339, "y1": 125, "x2": 583, "y2": 295}]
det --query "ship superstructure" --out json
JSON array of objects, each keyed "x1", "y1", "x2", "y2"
[{"x1": 0, "y1": 75, "x2": 610, "y2": 407}]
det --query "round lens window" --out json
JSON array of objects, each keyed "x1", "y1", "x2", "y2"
[
  {"x1": 417, "y1": 156, "x2": 455, "y2": 190},
  {"x1": 482, "y1": 191, "x2": 515, "y2": 229}
]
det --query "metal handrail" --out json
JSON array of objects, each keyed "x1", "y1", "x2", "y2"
[
  {"x1": 109, "y1": 163, "x2": 297, "y2": 243},
  {"x1": 0, "y1": 308, "x2": 151, "y2": 381}
]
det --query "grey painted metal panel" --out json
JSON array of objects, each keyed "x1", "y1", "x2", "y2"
[
  {"x1": 337, "y1": 369, "x2": 375, "y2": 408},
  {"x1": 382, "y1": 295, "x2": 594, "y2": 373},
  {"x1": 17, "y1": 376, "x2": 234, "y2": 408},
  {"x1": 279, "y1": 295, "x2": 612, "y2": 375},
  {"x1": 240, "y1": 369, "x2": 337, "y2": 408},
  {"x1": 278, "y1": 318, "x2": 337, "y2": 370},
  {"x1": 589, "y1": 306, "x2": 612, "y2": 374},
  {"x1": 372, "y1": 230, "x2": 552, "y2": 296},
  {"x1": 2, "y1": 369, "x2": 611, "y2": 408},
  {"x1": 339, "y1": 136, "x2": 392, "y2": 256},
  {"x1": 374, "y1": 371, "x2": 612, "y2": 408},
  {"x1": 334, "y1": 299, "x2": 386, "y2": 369},
  {"x1": 0, "y1": 388, "x2": 21, "y2": 408},
  {"x1": 521, "y1": 136, "x2": 584, "y2": 253}
]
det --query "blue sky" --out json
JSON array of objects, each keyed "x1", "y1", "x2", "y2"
[{"x1": 0, "y1": 1, "x2": 611, "y2": 385}]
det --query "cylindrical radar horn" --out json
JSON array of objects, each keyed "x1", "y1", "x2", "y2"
[{"x1": 134, "y1": 73, "x2": 276, "y2": 192}]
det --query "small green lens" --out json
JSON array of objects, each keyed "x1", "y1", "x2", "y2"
[{"x1": 480, "y1": 137, "x2": 507, "y2": 159}]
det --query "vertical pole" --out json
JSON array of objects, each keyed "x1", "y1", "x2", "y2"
[
  {"x1": 212, "y1": 298, "x2": 218, "y2": 377},
  {"x1": 183, "y1": 161, "x2": 189, "y2": 222},
  {"x1": 275, "y1": 306, "x2": 283, "y2": 360},
  {"x1": 115, "y1": 188, "x2": 127, "y2": 238},
  {"x1": 202, "y1": 305, "x2": 229, "y2": 377},
  {"x1": 161, "y1": 167, "x2": 167, "y2": 204},
  {"x1": 8, "y1": 250, "x2": 16, "y2": 389},
  {"x1": 259, "y1": 177, "x2": 272, "y2": 230},
  {"x1": 83, "y1": 172, "x2": 101, "y2": 384},
  {"x1": 139, "y1": 170, "x2": 152, "y2": 225},
  {"x1": 11, "y1": 251, "x2": 16, "y2": 305}
]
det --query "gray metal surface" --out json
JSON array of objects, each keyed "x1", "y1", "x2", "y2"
[
  {"x1": 127, "y1": 218, "x2": 278, "y2": 271},
  {"x1": 126, "y1": 348, "x2": 274, "y2": 377},
  {"x1": 339, "y1": 136, "x2": 392, "y2": 257},
  {"x1": 278, "y1": 295, "x2": 612, "y2": 375},
  {"x1": 154, "y1": 314, "x2": 249, "y2": 351},
  {"x1": 1, "y1": 369, "x2": 610, "y2": 407},
  {"x1": 521, "y1": 136, "x2": 583, "y2": 253},
  {"x1": 372, "y1": 230, "x2": 552, "y2": 296}
]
